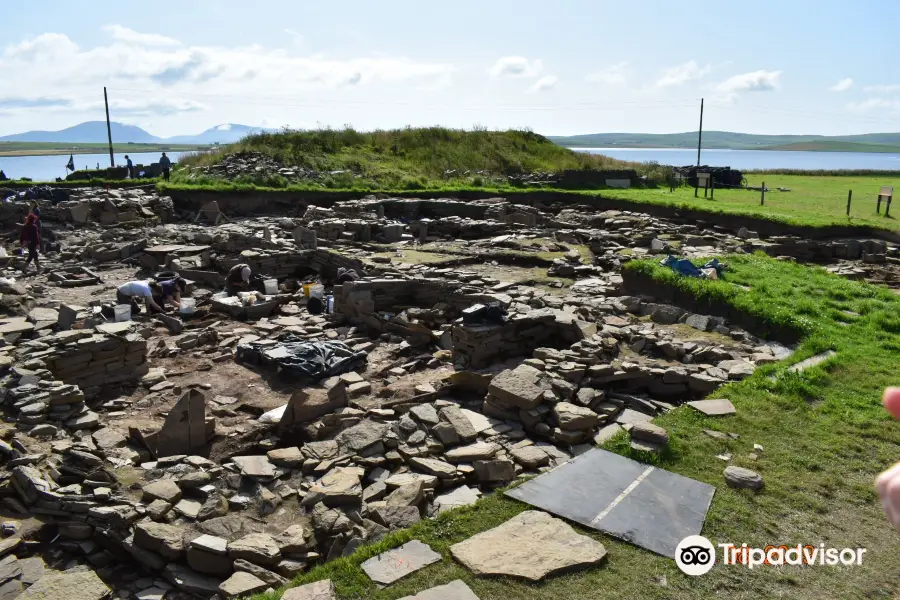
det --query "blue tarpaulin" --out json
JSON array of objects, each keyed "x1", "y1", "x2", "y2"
[{"x1": 661, "y1": 256, "x2": 725, "y2": 279}]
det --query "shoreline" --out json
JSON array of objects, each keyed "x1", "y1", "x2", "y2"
[
  {"x1": 0, "y1": 146, "x2": 209, "y2": 158},
  {"x1": 566, "y1": 145, "x2": 900, "y2": 154}
]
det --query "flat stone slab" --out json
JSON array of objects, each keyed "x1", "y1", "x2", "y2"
[
  {"x1": 361, "y1": 540, "x2": 441, "y2": 586},
  {"x1": 232, "y1": 455, "x2": 277, "y2": 479},
  {"x1": 191, "y1": 534, "x2": 227, "y2": 554},
  {"x1": 218, "y1": 571, "x2": 267, "y2": 599},
  {"x1": 614, "y1": 408, "x2": 654, "y2": 425},
  {"x1": 282, "y1": 579, "x2": 336, "y2": 600},
  {"x1": 594, "y1": 423, "x2": 624, "y2": 444},
  {"x1": 506, "y1": 448, "x2": 715, "y2": 559},
  {"x1": 450, "y1": 511, "x2": 606, "y2": 581},
  {"x1": 20, "y1": 570, "x2": 110, "y2": 600},
  {"x1": 687, "y1": 399, "x2": 736, "y2": 416},
  {"x1": 398, "y1": 580, "x2": 480, "y2": 600},
  {"x1": 434, "y1": 485, "x2": 481, "y2": 513},
  {"x1": 788, "y1": 350, "x2": 836, "y2": 373}
]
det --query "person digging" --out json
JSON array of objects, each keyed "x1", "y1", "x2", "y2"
[
  {"x1": 116, "y1": 280, "x2": 165, "y2": 316},
  {"x1": 225, "y1": 263, "x2": 252, "y2": 296},
  {"x1": 158, "y1": 276, "x2": 187, "y2": 310}
]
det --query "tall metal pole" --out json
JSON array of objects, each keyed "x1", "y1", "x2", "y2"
[
  {"x1": 104, "y1": 87, "x2": 114, "y2": 168},
  {"x1": 696, "y1": 97, "x2": 704, "y2": 167}
]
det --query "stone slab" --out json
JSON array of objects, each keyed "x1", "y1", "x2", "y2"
[
  {"x1": 398, "y1": 580, "x2": 480, "y2": 600},
  {"x1": 19, "y1": 570, "x2": 110, "y2": 600},
  {"x1": 505, "y1": 448, "x2": 715, "y2": 558},
  {"x1": 434, "y1": 486, "x2": 481, "y2": 513},
  {"x1": 686, "y1": 399, "x2": 736, "y2": 416},
  {"x1": 450, "y1": 511, "x2": 606, "y2": 582},
  {"x1": 361, "y1": 540, "x2": 441, "y2": 586},
  {"x1": 787, "y1": 350, "x2": 837, "y2": 373},
  {"x1": 282, "y1": 579, "x2": 336, "y2": 600},
  {"x1": 614, "y1": 408, "x2": 653, "y2": 425}
]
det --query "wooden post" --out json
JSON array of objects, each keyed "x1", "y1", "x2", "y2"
[
  {"x1": 710, "y1": 176, "x2": 715, "y2": 199},
  {"x1": 696, "y1": 98, "x2": 704, "y2": 167},
  {"x1": 694, "y1": 180, "x2": 698, "y2": 198},
  {"x1": 104, "y1": 87, "x2": 114, "y2": 168},
  {"x1": 888, "y1": 195, "x2": 893, "y2": 218},
  {"x1": 761, "y1": 182, "x2": 765, "y2": 206},
  {"x1": 847, "y1": 190, "x2": 852, "y2": 216}
]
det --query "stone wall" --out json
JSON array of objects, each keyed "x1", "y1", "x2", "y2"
[
  {"x1": 219, "y1": 250, "x2": 365, "y2": 281},
  {"x1": 452, "y1": 308, "x2": 596, "y2": 368},
  {"x1": 34, "y1": 330, "x2": 149, "y2": 395}
]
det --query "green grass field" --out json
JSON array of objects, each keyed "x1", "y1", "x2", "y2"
[
  {"x1": 257, "y1": 254, "x2": 900, "y2": 600},
  {"x1": 603, "y1": 173, "x2": 900, "y2": 230}
]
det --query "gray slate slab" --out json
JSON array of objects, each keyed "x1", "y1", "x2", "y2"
[{"x1": 506, "y1": 448, "x2": 715, "y2": 558}]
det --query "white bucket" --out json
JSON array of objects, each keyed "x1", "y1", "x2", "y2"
[
  {"x1": 304, "y1": 283, "x2": 325, "y2": 299},
  {"x1": 179, "y1": 298, "x2": 196, "y2": 315},
  {"x1": 114, "y1": 305, "x2": 131, "y2": 322},
  {"x1": 263, "y1": 279, "x2": 279, "y2": 295}
]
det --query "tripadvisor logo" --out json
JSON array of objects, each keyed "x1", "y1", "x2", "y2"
[
  {"x1": 674, "y1": 535, "x2": 867, "y2": 575},
  {"x1": 675, "y1": 535, "x2": 716, "y2": 576}
]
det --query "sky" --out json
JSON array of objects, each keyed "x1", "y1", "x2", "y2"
[{"x1": 1, "y1": 0, "x2": 899, "y2": 138}]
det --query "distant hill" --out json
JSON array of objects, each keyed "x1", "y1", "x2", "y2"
[
  {"x1": 548, "y1": 131, "x2": 900, "y2": 153},
  {"x1": 166, "y1": 124, "x2": 266, "y2": 144},
  {"x1": 0, "y1": 121, "x2": 265, "y2": 145},
  {"x1": 0, "y1": 121, "x2": 159, "y2": 144}
]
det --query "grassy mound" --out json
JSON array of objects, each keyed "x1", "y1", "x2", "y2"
[{"x1": 176, "y1": 127, "x2": 666, "y2": 189}]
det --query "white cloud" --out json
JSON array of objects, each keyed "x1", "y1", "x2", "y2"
[
  {"x1": 528, "y1": 75, "x2": 557, "y2": 93},
  {"x1": 586, "y1": 62, "x2": 627, "y2": 85},
  {"x1": 0, "y1": 29, "x2": 457, "y2": 124},
  {"x1": 284, "y1": 29, "x2": 304, "y2": 43},
  {"x1": 714, "y1": 70, "x2": 782, "y2": 101},
  {"x1": 864, "y1": 83, "x2": 900, "y2": 93},
  {"x1": 103, "y1": 24, "x2": 180, "y2": 47},
  {"x1": 847, "y1": 98, "x2": 900, "y2": 113},
  {"x1": 655, "y1": 60, "x2": 710, "y2": 88},
  {"x1": 489, "y1": 56, "x2": 542, "y2": 78},
  {"x1": 717, "y1": 70, "x2": 781, "y2": 93},
  {"x1": 829, "y1": 78, "x2": 853, "y2": 92}
]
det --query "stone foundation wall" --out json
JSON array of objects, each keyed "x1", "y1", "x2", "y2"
[
  {"x1": 220, "y1": 250, "x2": 365, "y2": 281},
  {"x1": 452, "y1": 308, "x2": 595, "y2": 368},
  {"x1": 37, "y1": 330, "x2": 149, "y2": 394}
]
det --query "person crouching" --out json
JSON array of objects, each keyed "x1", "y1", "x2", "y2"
[
  {"x1": 117, "y1": 280, "x2": 165, "y2": 316},
  {"x1": 225, "y1": 263, "x2": 252, "y2": 296},
  {"x1": 158, "y1": 277, "x2": 187, "y2": 310}
]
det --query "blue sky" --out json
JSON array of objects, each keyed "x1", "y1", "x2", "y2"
[{"x1": 1, "y1": 0, "x2": 898, "y2": 137}]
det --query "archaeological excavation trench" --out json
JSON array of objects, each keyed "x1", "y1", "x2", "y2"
[{"x1": 0, "y1": 186, "x2": 896, "y2": 599}]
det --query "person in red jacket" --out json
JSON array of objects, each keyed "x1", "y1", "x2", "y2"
[{"x1": 20, "y1": 214, "x2": 41, "y2": 274}]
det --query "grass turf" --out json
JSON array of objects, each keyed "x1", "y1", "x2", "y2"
[
  {"x1": 254, "y1": 254, "x2": 900, "y2": 599},
  {"x1": 603, "y1": 173, "x2": 900, "y2": 230},
  {"x1": 174, "y1": 127, "x2": 668, "y2": 189}
]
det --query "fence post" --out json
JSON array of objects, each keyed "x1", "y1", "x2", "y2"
[
  {"x1": 888, "y1": 195, "x2": 893, "y2": 218},
  {"x1": 877, "y1": 195, "x2": 882, "y2": 214},
  {"x1": 760, "y1": 182, "x2": 765, "y2": 206},
  {"x1": 847, "y1": 190, "x2": 852, "y2": 216},
  {"x1": 710, "y1": 177, "x2": 715, "y2": 199}
]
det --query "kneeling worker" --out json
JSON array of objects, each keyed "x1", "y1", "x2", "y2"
[
  {"x1": 226, "y1": 263, "x2": 252, "y2": 296},
  {"x1": 159, "y1": 276, "x2": 187, "y2": 310},
  {"x1": 117, "y1": 280, "x2": 165, "y2": 315}
]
